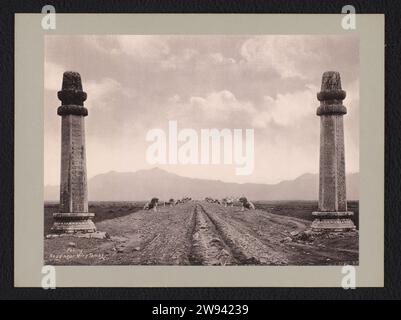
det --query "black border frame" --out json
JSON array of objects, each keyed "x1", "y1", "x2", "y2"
[{"x1": 1, "y1": 0, "x2": 400, "y2": 300}]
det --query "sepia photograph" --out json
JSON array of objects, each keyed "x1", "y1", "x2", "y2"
[
  {"x1": 2, "y1": 0, "x2": 393, "y2": 302},
  {"x1": 43, "y1": 34, "x2": 360, "y2": 266}
]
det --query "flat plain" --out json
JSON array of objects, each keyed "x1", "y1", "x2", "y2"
[{"x1": 44, "y1": 200, "x2": 359, "y2": 266}]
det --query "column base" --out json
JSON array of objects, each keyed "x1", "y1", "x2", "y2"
[
  {"x1": 51, "y1": 212, "x2": 96, "y2": 234},
  {"x1": 311, "y1": 211, "x2": 356, "y2": 231}
]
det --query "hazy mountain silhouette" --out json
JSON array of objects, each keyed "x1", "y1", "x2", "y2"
[{"x1": 44, "y1": 167, "x2": 359, "y2": 201}]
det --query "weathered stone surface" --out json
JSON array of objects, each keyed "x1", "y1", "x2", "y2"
[
  {"x1": 45, "y1": 231, "x2": 107, "y2": 239},
  {"x1": 312, "y1": 71, "x2": 355, "y2": 231},
  {"x1": 311, "y1": 218, "x2": 356, "y2": 232},
  {"x1": 51, "y1": 214, "x2": 96, "y2": 234},
  {"x1": 316, "y1": 71, "x2": 347, "y2": 115},
  {"x1": 51, "y1": 71, "x2": 96, "y2": 234},
  {"x1": 57, "y1": 71, "x2": 87, "y2": 106},
  {"x1": 59, "y1": 115, "x2": 88, "y2": 213}
]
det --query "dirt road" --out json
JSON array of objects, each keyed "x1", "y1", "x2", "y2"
[{"x1": 44, "y1": 201, "x2": 358, "y2": 265}]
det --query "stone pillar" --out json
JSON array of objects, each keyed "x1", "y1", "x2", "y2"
[
  {"x1": 51, "y1": 71, "x2": 96, "y2": 233},
  {"x1": 311, "y1": 71, "x2": 356, "y2": 231}
]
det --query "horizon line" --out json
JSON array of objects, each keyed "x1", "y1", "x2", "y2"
[{"x1": 44, "y1": 166, "x2": 360, "y2": 187}]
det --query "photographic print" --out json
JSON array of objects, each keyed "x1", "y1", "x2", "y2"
[
  {"x1": 13, "y1": 12, "x2": 384, "y2": 288},
  {"x1": 43, "y1": 34, "x2": 359, "y2": 266}
]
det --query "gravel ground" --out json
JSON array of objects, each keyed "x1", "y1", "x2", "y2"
[{"x1": 44, "y1": 201, "x2": 358, "y2": 265}]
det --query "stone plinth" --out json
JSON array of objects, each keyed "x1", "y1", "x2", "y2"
[
  {"x1": 52, "y1": 213, "x2": 95, "y2": 234},
  {"x1": 51, "y1": 71, "x2": 96, "y2": 234},
  {"x1": 311, "y1": 71, "x2": 355, "y2": 231}
]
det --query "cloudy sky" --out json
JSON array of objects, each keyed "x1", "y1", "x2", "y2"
[{"x1": 44, "y1": 35, "x2": 359, "y2": 186}]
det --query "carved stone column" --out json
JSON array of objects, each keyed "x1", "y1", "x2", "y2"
[
  {"x1": 311, "y1": 71, "x2": 356, "y2": 231},
  {"x1": 51, "y1": 71, "x2": 96, "y2": 233}
]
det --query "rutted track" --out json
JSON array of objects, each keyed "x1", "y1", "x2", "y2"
[
  {"x1": 45, "y1": 200, "x2": 358, "y2": 266},
  {"x1": 198, "y1": 204, "x2": 288, "y2": 265},
  {"x1": 188, "y1": 203, "x2": 289, "y2": 265},
  {"x1": 189, "y1": 205, "x2": 237, "y2": 265}
]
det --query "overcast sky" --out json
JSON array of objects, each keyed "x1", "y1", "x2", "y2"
[{"x1": 44, "y1": 35, "x2": 359, "y2": 186}]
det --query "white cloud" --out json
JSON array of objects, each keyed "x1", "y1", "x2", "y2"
[
  {"x1": 86, "y1": 35, "x2": 170, "y2": 61},
  {"x1": 253, "y1": 85, "x2": 319, "y2": 127},
  {"x1": 85, "y1": 78, "x2": 127, "y2": 105},
  {"x1": 160, "y1": 48, "x2": 198, "y2": 70},
  {"x1": 165, "y1": 87, "x2": 322, "y2": 131},
  {"x1": 44, "y1": 61, "x2": 65, "y2": 91},
  {"x1": 191, "y1": 90, "x2": 252, "y2": 113},
  {"x1": 209, "y1": 53, "x2": 236, "y2": 65},
  {"x1": 168, "y1": 94, "x2": 181, "y2": 103},
  {"x1": 83, "y1": 36, "x2": 118, "y2": 54},
  {"x1": 116, "y1": 36, "x2": 170, "y2": 59},
  {"x1": 165, "y1": 90, "x2": 256, "y2": 125},
  {"x1": 240, "y1": 36, "x2": 329, "y2": 78},
  {"x1": 161, "y1": 50, "x2": 236, "y2": 71}
]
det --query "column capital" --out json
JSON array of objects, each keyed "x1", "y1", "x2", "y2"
[
  {"x1": 57, "y1": 71, "x2": 88, "y2": 116},
  {"x1": 316, "y1": 71, "x2": 347, "y2": 116},
  {"x1": 57, "y1": 105, "x2": 88, "y2": 116}
]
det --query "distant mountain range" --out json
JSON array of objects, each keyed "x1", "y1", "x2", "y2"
[{"x1": 44, "y1": 167, "x2": 359, "y2": 201}]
